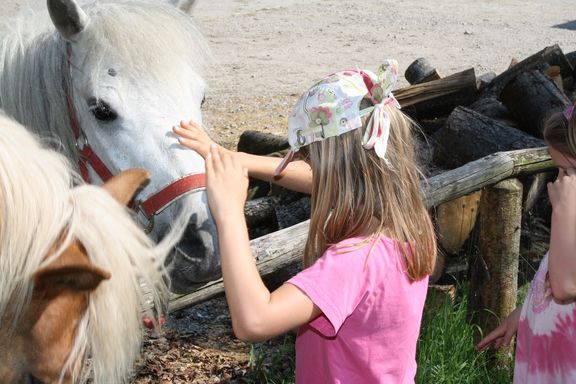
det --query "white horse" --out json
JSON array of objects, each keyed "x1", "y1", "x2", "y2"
[
  {"x1": 0, "y1": 0, "x2": 219, "y2": 293},
  {"x1": 0, "y1": 112, "x2": 179, "y2": 383}
]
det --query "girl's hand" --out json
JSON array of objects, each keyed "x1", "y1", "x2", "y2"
[
  {"x1": 173, "y1": 120, "x2": 218, "y2": 159},
  {"x1": 205, "y1": 144, "x2": 249, "y2": 224},
  {"x1": 548, "y1": 168, "x2": 576, "y2": 214},
  {"x1": 475, "y1": 307, "x2": 521, "y2": 352}
]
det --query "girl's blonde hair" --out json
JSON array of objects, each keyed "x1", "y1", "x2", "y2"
[{"x1": 303, "y1": 103, "x2": 436, "y2": 281}]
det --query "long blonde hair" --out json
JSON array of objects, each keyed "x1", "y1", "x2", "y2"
[{"x1": 304, "y1": 103, "x2": 436, "y2": 281}]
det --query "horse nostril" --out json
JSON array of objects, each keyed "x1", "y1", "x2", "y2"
[{"x1": 26, "y1": 373, "x2": 44, "y2": 384}]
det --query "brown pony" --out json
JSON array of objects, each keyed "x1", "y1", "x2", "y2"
[{"x1": 0, "y1": 114, "x2": 182, "y2": 383}]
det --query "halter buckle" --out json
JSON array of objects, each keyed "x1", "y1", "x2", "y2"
[
  {"x1": 75, "y1": 130, "x2": 88, "y2": 152},
  {"x1": 134, "y1": 201, "x2": 155, "y2": 234}
]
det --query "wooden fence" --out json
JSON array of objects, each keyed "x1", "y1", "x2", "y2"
[{"x1": 169, "y1": 146, "x2": 554, "y2": 312}]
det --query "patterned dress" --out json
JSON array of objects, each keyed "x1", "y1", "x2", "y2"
[{"x1": 514, "y1": 252, "x2": 576, "y2": 383}]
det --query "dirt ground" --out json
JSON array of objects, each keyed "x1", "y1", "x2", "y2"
[{"x1": 1, "y1": 0, "x2": 576, "y2": 382}]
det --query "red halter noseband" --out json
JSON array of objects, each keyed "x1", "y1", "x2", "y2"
[{"x1": 64, "y1": 44, "x2": 206, "y2": 232}]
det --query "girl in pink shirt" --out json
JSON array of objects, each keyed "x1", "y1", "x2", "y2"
[
  {"x1": 476, "y1": 105, "x2": 576, "y2": 383},
  {"x1": 174, "y1": 60, "x2": 437, "y2": 383}
]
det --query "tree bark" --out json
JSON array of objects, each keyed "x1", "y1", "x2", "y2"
[
  {"x1": 500, "y1": 70, "x2": 570, "y2": 138},
  {"x1": 432, "y1": 106, "x2": 545, "y2": 168},
  {"x1": 480, "y1": 44, "x2": 573, "y2": 98},
  {"x1": 469, "y1": 179, "x2": 523, "y2": 364}
]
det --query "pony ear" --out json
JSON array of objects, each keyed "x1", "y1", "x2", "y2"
[
  {"x1": 167, "y1": 0, "x2": 197, "y2": 14},
  {"x1": 102, "y1": 168, "x2": 150, "y2": 206},
  {"x1": 47, "y1": 0, "x2": 89, "y2": 41},
  {"x1": 33, "y1": 242, "x2": 111, "y2": 293}
]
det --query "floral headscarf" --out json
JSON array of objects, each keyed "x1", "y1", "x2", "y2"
[{"x1": 274, "y1": 60, "x2": 401, "y2": 176}]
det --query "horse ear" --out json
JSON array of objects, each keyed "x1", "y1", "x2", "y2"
[
  {"x1": 167, "y1": 0, "x2": 197, "y2": 14},
  {"x1": 47, "y1": 0, "x2": 89, "y2": 40},
  {"x1": 33, "y1": 242, "x2": 111, "y2": 293},
  {"x1": 102, "y1": 168, "x2": 150, "y2": 206}
]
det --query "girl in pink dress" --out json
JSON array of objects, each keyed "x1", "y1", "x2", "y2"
[
  {"x1": 476, "y1": 105, "x2": 576, "y2": 383},
  {"x1": 174, "y1": 60, "x2": 437, "y2": 382}
]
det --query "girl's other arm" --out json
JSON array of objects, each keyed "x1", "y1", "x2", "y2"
[
  {"x1": 547, "y1": 167, "x2": 576, "y2": 302},
  {"x1": 174, "y1": 120, "x2": 312, "y2": 194},
  {"x1": 475, "y1": 307, "x2": 521, "y2": 352},
  {"x1": 205, "y1": 145, "x2": 321, "y2": 342}
]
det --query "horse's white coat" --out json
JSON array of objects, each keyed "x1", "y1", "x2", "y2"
[{"x1": 0, "y1": 0, "x2": 220, "y2": 292}]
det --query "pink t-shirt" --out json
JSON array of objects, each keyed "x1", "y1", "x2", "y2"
[
  {"x1": 514, "y1": 252, "x2": 576, "y2": 383},
  {"x1": 287, "y1": 236, "x2": 429, "y2": 383}
]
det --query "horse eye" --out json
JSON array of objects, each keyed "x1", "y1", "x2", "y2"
[
  {"x1": 88, "y1": 98, "x2": 118, "y2": 122},
  {"x1": 201, "y1": 95, "x2": 206, "y2": 106}
]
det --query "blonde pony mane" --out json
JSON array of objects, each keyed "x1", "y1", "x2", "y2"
[{"x1": 0, "y1": 113, "x2": 184, "y2": 383}]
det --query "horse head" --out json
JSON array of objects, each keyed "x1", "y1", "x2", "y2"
[
  {"x1": 46, "y1": 0, "x2": 220, "y2": 293},
  {"x1": 0, "y1": 162, "x2": 154, "y2": 383}
]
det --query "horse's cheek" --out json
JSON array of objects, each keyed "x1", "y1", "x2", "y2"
[{"x1": 26, "y1": 293, "x2": 87, "y2": 383}]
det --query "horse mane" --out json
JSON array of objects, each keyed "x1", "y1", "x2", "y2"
[
  {"x1": 0, "y1": 113, "x2": 184, "y2": 383},
  {"x1": 0, "y1": 0, "x2": 212, "y2": 166}
]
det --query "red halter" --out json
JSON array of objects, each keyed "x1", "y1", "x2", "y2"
[{"x1": 64, "y1": 44, "x2": 206, "y2": 231}]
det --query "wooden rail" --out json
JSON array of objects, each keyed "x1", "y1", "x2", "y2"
[{"x1": 169, "y1": 147, "x2": 554, "y2": 312}]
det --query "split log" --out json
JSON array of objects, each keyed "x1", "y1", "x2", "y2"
[
  {"x1": 237, "y1": 130, "x2": 289, "y2": 155},
  {"x1": 404, "y1": 57, "x2": 441, "y2": 85},
  {"x1": 244, "y1": 196, "x2": 278, "y2": 229},
  {"x1": 469, "y1": 178, "x2": 523, "y2": 363},
  {"x1": 480, "y1": 44, "x2": 573, "y2": 98},
  {"x1": 545, "y1": 66, "x2": 564, "y2": 92},
  {"x1": 476, "y1": 72, "x2": 497, "y2": 91},
  {"x1": 396, "y1": 68, "x2": 478, "y2": 118},
  {"x1": 436, "y1": 191, "x2": 482, "y2": 254},
  {"x1": 468, "y1": 97, "x2": 515, "y2": 126},
  {"x1": 500, "y1": 70, "x2": 570, "y2": 137},
  {"x1": 565, "y1": 50, "x2": 576, "y2": 76},
  {"x1": 432, "y1": 106, "x2": 545, "y2": 168},
  {"x1": 169, "y1": 148, "x2": 553, "y2": 310}
]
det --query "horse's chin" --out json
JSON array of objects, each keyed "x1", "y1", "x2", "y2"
[{"x1": 163, "y1": 221, "x2": 221, "y2": 294}]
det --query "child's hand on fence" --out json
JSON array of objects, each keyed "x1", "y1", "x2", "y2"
[
  {"x1": 475, "y1": 307, "x2": 521, "y2": 352},
  {"x1": 174, "y1": 120, "x2": 218, "y2": 159},
  {"x1": 205, "y1": 144, "x2": 249, "y2": 225},
  {"x1": 547, "y1": 167, "x2": 576, "y2": 215}
]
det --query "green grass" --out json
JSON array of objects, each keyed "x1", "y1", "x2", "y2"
[
  {"x1": 239, "y1": 287, "x2": 514, "y2": 383},
  {"x1": 416, "y1": 288, "x2": 514, "y2": 384},
  {"x1": 239, "y1": 335, "x2": 296, "y2": 384}
]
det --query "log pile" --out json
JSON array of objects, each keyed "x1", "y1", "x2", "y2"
[{"x1": 239, "y1": 44, "x2": 574, "y2": 279}]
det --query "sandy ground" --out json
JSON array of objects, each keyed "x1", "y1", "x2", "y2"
[
  {"x1": 4, "y1": 0, "x2": 575, "y2": 148},
  {"x1": 1, "y1": 0, "x2": 576, "y2": 382}
]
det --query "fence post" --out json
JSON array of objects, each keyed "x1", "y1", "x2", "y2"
[{"x1": 469, "y1": 178, "x2": 523, "y2": 364}]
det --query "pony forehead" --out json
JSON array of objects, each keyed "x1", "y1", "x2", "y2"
[{"x1": 78, "y1": 1, "x2": 210, "y2": 75}]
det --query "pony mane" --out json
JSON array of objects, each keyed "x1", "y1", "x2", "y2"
[
  {"x1": 0, "y1": 0, "x2": 212, "y2": 166},
  {"x1": 0, "y1": 113, "x2": 187, "y2": 383}
]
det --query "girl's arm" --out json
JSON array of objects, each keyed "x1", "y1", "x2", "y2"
[
  {"x1": 174, "y1": 121, "x2": 312, "y2": 194},
  {"x1": 547, "y1": 167, "x2": 576, "y2": 302},
  {"x1": 205, "y1": 144, "x2": 321, "y2": 342}
]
